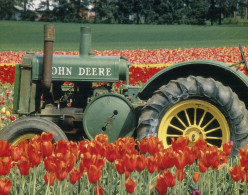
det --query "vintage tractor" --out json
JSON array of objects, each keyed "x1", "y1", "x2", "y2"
[{"x1": 0, "y1": 25, "x2": 247, "y2": 156}]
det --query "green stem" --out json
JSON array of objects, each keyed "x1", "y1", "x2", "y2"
[
  {"x1": 244, "y1": 172, "x2": 248, "y2": 195},
  {"x1": 32, "y1": 167, "x2": 37, "y2": 195},
  {"x1": 45, "y1": 174, "x2": 50, "y2": 195},
  {"x1": 108, "y1": 163, "x2": 113, "y2": 195},
  {"x1": 147, "y1": 172, "x2": 151, "y2": 195},
  {"x1": 213, "y1": 170, "x2": 217, "y2": 195},
  {"x1": 59, "y1": 181, "x2": 62, "y2": 195}
]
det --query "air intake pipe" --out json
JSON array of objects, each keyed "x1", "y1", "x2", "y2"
[
  {"x1": 43, "y1": 24, "x2": 55, "y2": 103},
  {"x1": 79, "y1": 27, "x2": 91, "y2": 57}
]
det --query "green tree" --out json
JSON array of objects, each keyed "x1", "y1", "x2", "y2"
[
  {"x1": 186, "y1": 0, "x2": 207, "y2": 25},
  {"x1": 0, "y1": 0, "x2": 14, "y2": 19}
]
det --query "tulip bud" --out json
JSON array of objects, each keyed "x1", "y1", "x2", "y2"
[
  {"x1": 5, "y1": 110, "x2": 11, "y2": 118},
  {"x1": 1, "y1": 107, "x2": 6, "y2": 114},
  {"x1": 10, "y1": 115, "x2": 16, "y2": 121}
]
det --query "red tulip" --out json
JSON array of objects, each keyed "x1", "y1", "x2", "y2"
[
  {"x1": 44, "y1": 172, "x2": 55, "y2": 186},
  {"x1": 155, "y1": 175, "x2": 168, "y2": 194},
  {"x1": 125, "y1": 178, "x2": 136, "y2": 194},
  {"x1": 17, "y1": 156, "x2": 31, "y2": 176},
  {"x1": 87, "y1": 165, "x2": 102, "y2": 184},
  {"x1": 0, "y1": 140, "x2": 10, "y2": 157},
  {"x1": 40, "y1": 132, "x2": 54, "y2": 142},
  {"x1": 44, "y1": 156, "x2": 56, "y2": 172},
  {"x1": 0, "y1": 157, "x2": 12, "y2": 176},
  {"x1": 146, "y1": 156, "x2": 157, "y2": 173},
  {"x1": 28, "y1": 140, "x2": 43, "y2": 167},
  {"x1": 198, "y1": 159, "x2": 207, "y2": 173},
  {"x1": 163, "y1": 170, "x2": 176, "y2": 187},
  {"x1": 10, "y1": 146, "x2": 21, "y2": 162},
  {"x1": 105, "y1": 143, "x2": 117, "y2": 162},
  {"x1": 0, "y1": 178, "x2": 12, "y2": 195},
  {"x1": 177, "y1": 169, "x2": 185, "y2": 181},
  {"x1": 136, "y1": 155, "x2": 146, "y2": 172},
  {"x1": 193, "y1": 172, "x2": 201, "y2": 183},
  {"x1": 172, "y1": 136, "x2": 189, "y2": 152},
  {"x1": 139, "y1": 137, "x2": 149, "y2": 154},
  {"x1": 222, "y1": 141, "x2": 233, "y2": 156},
  {"x1": 124, "y1": 154, "x2": 136, "y2": 172},
  {"x1": 69, "y1": 168, "x2": 82, "y2": 184},
  {"x1": 175, "y1": 151, "x2": 186, "y2": 170},
  {"x1": 229, "y1": 165, "x2": 245, "y2": 182},
  {"x1": 239, "y1": 148, "x2": 248, "y2": 170},
  {"x1": 41, "y1": 141, "x2": 54, "y2": 157},
  {"x1": 115, "y1": 159, "x2": 125, "y2": 174}
]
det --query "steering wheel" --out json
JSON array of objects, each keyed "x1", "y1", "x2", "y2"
[{"x1": 239, "y1": 44, "x2": 248, "y2": 71}]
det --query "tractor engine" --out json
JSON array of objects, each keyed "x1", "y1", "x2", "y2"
[{"x1": 12, "y1": 25, "x2": 138, "y2": 141}]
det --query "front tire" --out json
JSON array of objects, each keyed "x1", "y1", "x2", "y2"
[
  {"x1": 137, "y1": 76, "x2": 248, "y2": 156},
  {"x1": 0, "y1": 117, "x2": 68, "y2": 145}
]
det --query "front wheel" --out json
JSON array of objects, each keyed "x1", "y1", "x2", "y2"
[
  {"x1": 0, "y1": 117, "x2": 68, "y2": 145},
  {"x1": 137, "y1": 76, "x2": 248, "y2": 156}
]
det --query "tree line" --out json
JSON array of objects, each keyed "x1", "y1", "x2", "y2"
[{"x1": 1, "y1": 0, "x2": 248, "y2": 25}]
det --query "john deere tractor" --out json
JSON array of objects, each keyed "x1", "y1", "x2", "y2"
[{"x1": 0, "y1": 25, "x2": 247, "y2": 156}]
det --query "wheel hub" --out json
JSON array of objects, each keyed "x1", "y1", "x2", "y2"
[{"x1": 184, "y1": 126, "x2": 205, "y2": 144}]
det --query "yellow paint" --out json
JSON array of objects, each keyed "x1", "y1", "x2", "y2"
[{"x1": 158, "y1": 99, "x2": 230, "y2": 148}]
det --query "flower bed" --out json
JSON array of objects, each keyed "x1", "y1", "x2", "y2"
[{"x1": 0, "y1": 133, "x2": 247, "y2": 195}]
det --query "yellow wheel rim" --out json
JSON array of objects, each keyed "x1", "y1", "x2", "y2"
[
  {"x1": 12, "y1": 134, "x2": 37, "y2": 145},
  {"x1": 158, "y1": 99, "x2": 230, "y2": 148}
]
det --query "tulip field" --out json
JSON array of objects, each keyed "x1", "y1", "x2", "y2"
[{"x1": 0, "y1": 46, "x2": 248, "y2": 194}]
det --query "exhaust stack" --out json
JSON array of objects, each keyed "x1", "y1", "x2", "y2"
[{"x1": 43, "y1": 24, "x2": 55, "y2": 104}]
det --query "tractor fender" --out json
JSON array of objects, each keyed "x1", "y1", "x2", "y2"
[{"x1": 138, "y1": 60, "x2": 248, "y2": 107}]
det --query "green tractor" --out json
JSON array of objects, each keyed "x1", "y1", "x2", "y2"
[{"x1": 0, "y1": 25, "x2": 247, "y2": 156}]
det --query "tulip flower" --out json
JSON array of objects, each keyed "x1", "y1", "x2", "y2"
[
  {"x1": 193, "y1": 172, "x2": 201, "y2": 183},
  {"x1": 0, "y1": 140, "x2": 10, "y2": 157},
  {"x1": 10, "y1": 145, "x2": 21, "y2": 161},
  {"x1": 155, "y1": 175, "x2": 168, "y2": 194},
  {"x1": 115, "y1": 159, "x2": 125, "y2": 175},
  {"x1": 87, "y1": 165, "x2": 102, "y2": 184},
  {"x1": 69, "y1": 168, "x2": 82, "y2": 184},
  {"x1": 136, "y1": 155, "x2": 146, "y2": 172},
  {"x1": 146, "y1": 156, "x2": 157, "y2": 173},
  {"x1": 239, "y1": 148, "x2": 248, "y2": 170},
  {"x1": 177, "y1": 169, "x2": 186, "y2": 181},
  {"x1": 222, "y1": 141, "x2": 233, "y2": 156},
  {"x1": 0, "y1": 157, "x2": 12, "y2": 176},
  {"x1": 17, "y1": 156, "x2": 31, "y2": 176},
  {"x1": 44, "y1": 172, "x2": 55, "y2": 186},
  {"x1": 229, "y1": 165, "x2": 245, "y2": 182},
  {"x1": 0, "y1": 178, "x2": 12, "y2": 195},
  {"x1": 163, "y1": 170, "x2": 176, "y2": 187},
  {"x1": 124, "y1": 154, "x2": 136, "y2": 173},
  {"x1": 125, "y1": 178, "x2": 136, "y2": 194},
  {"x1": 105, "y1": 143, "x2": 117, "y2": 163}
]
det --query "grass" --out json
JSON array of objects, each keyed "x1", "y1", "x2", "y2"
[{"x1": 0, "y1": 20, "x2": 248, "y2": 51}]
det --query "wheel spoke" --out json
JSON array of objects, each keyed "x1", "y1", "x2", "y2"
[
  {"x1": 176, "y1": 115, "x2": 187, "y2": 128},
  {"x1": 202, "y1": 117, "x2": 215, "y2": 129},
  {"x1": 204, "y1": 127, "x2": 221, "y2": 135},
  {"x1": 169, "y1": 124, "x2": 184, "y2": 133},
  {"x1": 184, "y1": 109, "x2": 191, "y2": 126},
  {"x1": 207, "y1": 143, "x2": 214, "y2": 147},
  {"x1": 198, "y1": 110, "x2": 207, "y2": 127},
  {"x1": 166, "y1": 134, "x2": 181, "y2": 137},
  {"x1": 194, "y1": 108, "x2": 197, "y2": 125},
  {"x1": 206, "y1": 136, "x2": 222, "y2": 140}
]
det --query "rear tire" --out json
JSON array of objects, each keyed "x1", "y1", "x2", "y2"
[
  {"x1": 0, "y1": 117, "x2": 68, "y2": 145},
  {"x1": 137, "y1": 76, "x2": 248, "y2": 156}
]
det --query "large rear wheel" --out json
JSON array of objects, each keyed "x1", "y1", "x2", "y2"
[
  {"x1": 0, "y1": 117, "x2": 68, "y2": 145},
  {"x1": 137, "y1": 76, "x2": 248, "y2": 156}
]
